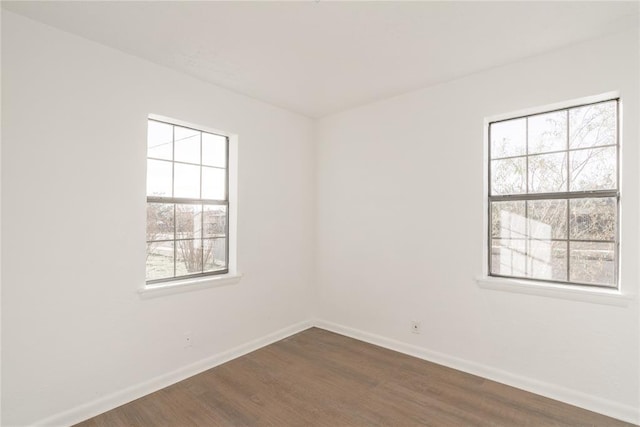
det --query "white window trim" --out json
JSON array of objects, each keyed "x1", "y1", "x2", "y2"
[
  {"x1": 140, "y1": 114, "x2": 241, "y2": 298},
  {"x1": 476, "y1": 276, "x2": 631, "y2": 307},
  {"x1": 477, "y1": 91, "x2": 634, "y2": 306},
  {"x1": 139, "y1": 272, "x2": 243, "y2": 299}
]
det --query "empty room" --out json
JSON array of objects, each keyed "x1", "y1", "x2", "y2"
[{"x1": 2, "y1": 1, "x2": 639, "y2": 426}]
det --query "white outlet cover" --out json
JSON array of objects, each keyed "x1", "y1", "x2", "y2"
[
  {"x1": 411, "y1": 321, "x2": 421, "y2": 334},
  {"x1": 184, "y1": 333, "x2": 193, "y2": 347}
]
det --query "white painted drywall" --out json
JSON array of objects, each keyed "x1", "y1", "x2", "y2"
[
  {"x1": 1, "y1": 12, "x2": 315, "y2": 426},
  {"x1": 316, "y1": 29, "x2": 639, "y2": 419}
]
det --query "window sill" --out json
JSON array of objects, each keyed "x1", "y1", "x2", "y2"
[
  {"x1": 476, "y1": 276, "x2": 633, "y2": 307},
  {"x1": 138, "y1": 272, "x2": 243, "y2": 299}
]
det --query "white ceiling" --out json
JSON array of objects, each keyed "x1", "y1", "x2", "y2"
[{"x1": 4, "y1": 1, "x2": 639, "y2": 118}]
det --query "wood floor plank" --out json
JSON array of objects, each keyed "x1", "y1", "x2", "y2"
[{"x1": 75, "y1": 328, "x2": 636, "y2": 427}]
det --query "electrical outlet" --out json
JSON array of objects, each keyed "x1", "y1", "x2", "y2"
[
  {"x1": 184, "y1": 332, "x2": 193, "y2": 348},
  {"x1": 411, "y1": 321, "x2": 421, "y2": 334}
]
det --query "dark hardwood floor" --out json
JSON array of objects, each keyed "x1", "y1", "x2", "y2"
[{"x1": 76, "y1": 328, "x2": 635, "y2": 426}]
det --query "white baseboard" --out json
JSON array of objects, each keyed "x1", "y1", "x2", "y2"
[
  {"x1": 33, "y1": 320, "x2": 314, "y2": 427},
  {"x1": 30, "y1": 318, "x2": 639, "y2": 426},
  {"x1": 313, "y1": 319, "x2": 639, "y2": 425}
]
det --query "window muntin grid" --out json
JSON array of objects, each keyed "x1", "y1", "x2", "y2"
[
  {"x1": 146, "y1": 119, "x2": 230, "y2": 284},
  {"x1": 488, "y1": 99, "x2": 619, "y2": 288}
]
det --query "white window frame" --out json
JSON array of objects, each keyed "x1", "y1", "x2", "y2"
[
  {"x1": 140, "y1": 114, "x2": 241, "y2": 298},
  {"x1": 477, "y1": 92, "x2": 631, "y2": 306}
]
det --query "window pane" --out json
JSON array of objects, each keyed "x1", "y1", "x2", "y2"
[
  {"x1": 204, "y1": 238, "x2": 227, "y2": 272},
  {"x1": 174, "y1": 126, "x2": 200, "y2": 164},
  {"x1": 176, "y1": 204, "x2": 202, "y2": 239},
  {"x1": 528, "y1": 152, "x2": 567, "y2": 193},
  {"x1": 570, "y1": 146, "x2": 616, "y2": 191},
  {"x1": 146, "y1": 119, "x2": 231, "y2": 283},
  {"x1": 569, "y1": 101, "x2": 616, "y2": 149},
  {"x1": 490, "y1": 119, "x2": 526, "y2": 159},
  {"x1": 202, "y1": 133, "x2": 227, "y2": 167},
  {"x1": 147, "y1": 120, "x2": 173, "y2": 160},
  {"x1": 491, "y1": 201, "x2": 526, "y2": 239},
  {"x1": 487, "y1": 100, "x2": 618, "y2": 288},
  {"x1": 491, "y1": 157, "x2": 526, "y2": 195},
  {"x1": 527, "y1": 199, "x2": 567, "y2": 240},
  {"x1": 146, "y1": 241, "x2": 174, "y2": 280},
  {"x1": 491, "y1": 238, "x2": 526, "y2": 277},
  {"x1": 526, "y1": 240, "x2": 567, "y2": 282},
  {"x1": 204, "y1": 205, "x2": 227, "y2": 238},
  {"x1": 202, "y1": 167, "x2": 226, "y2": 200},
  {"x1": 174, "y1": 163, "x2": 200, "y2": 198},
  {"x1": 176, "y1": 239, "x2": 203, "y2": 276},
  {"x1": 570, "y1": 198, "x2": 616, "y2": 241},
  {"x1": 528, "y1": 111, "x2": 567, "y2": 154},
  {"x1": 147, "y1": 159, "x2": 172, "y2": 197},
  {"x1": 147, "y1": 203, "x2": 174, "y2": 241},
  {"x1": 569, "y1": 242, "x2": 615, "y2": 286}
]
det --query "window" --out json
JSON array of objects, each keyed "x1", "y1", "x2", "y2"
[
  {"x1": 488, "y1": 99, "x2": 619, "y2": 288},
  {"x1": 146, "y1": 118, "x2": 229, "y2": 284}
]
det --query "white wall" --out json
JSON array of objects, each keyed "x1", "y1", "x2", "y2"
[
  {"x1": 1, "y1": 12, "x2": 315, "y2": 426},
  {"x1": 316, "y1": 29, "x2": 639, "y2": 422}
]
